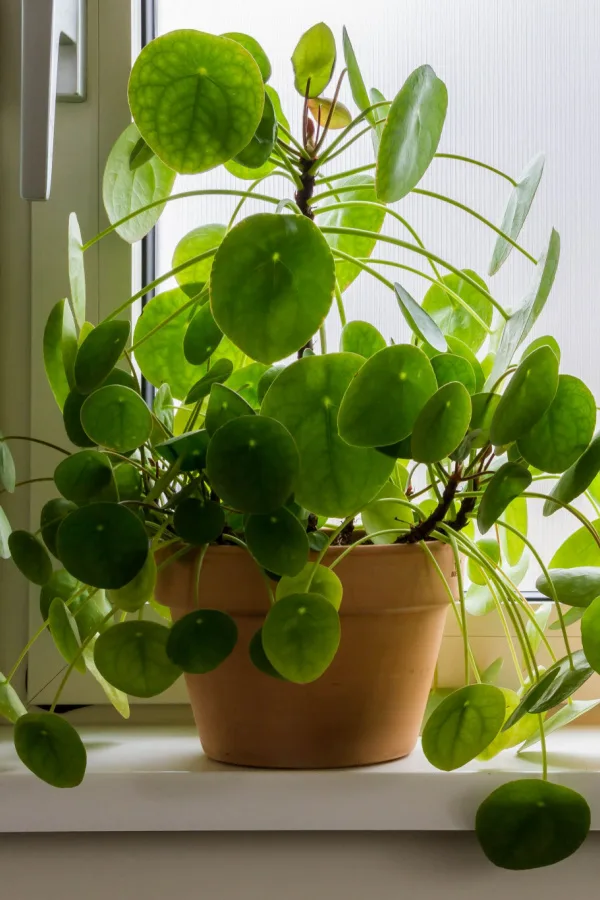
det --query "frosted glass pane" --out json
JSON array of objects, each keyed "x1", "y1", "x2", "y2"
[{"x1": 154, "y1": 0, "x2": 600, "y2": 587}]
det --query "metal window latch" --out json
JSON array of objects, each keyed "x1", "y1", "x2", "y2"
[{"x1": 20, "y1": 0, "x2": 86, "y2": 201}]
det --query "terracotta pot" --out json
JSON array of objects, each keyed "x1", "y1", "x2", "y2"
[{"x1": 156, "y1": 542, "x2": 456, "y2": 768}]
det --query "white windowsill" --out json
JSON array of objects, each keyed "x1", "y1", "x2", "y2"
[{"x1": 0, "y1": 726, "x2": 598, "y2": 833}]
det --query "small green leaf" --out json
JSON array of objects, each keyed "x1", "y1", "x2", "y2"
[
  {"x1": 369, "y1": 87, "x2": 389, "y2": 151},
  {"x1": 339, "y1": 320, "x2": 386, "y2": 358},
  {"x1": 276, "y1": 562, "x2": 342, "y2": 610},
  {"x1": 54, "y1": 449, "x2": 116, "y2": 505},
  {"x1": 467, "y1": 537, "x2": 500, "y2": 585},
  {"x1": 249, "y1": 627, "x2": 284, "y2": 679},
  {"x1": 490, "y1": 345, "x2": 559, "y2": 446},
  {"x1": 82, "y1": 637, "x2": 130, "y2": 719},
  {"x1": 262, "y1": 592, "x2": 340, "y2": 683},
  {"x1": 43, "y1": 299, "x2": 78, "y2": 409},
  {"x1": 107, "y1": 552, "x2": 157, "y2": 613},
  {"x1": 308, "y1": 97, "x2": 352, "y2": 129},
  {"x1": 360, "y1": 480, "x2": 413, "y2": 545},
  {"x1": 550, "y1": 518, "x2": 600, "y2": 568},
  {"x1": 0, "y1": 505, "x2": 11, "y2": 559},
  {"x1": 421, "y1": 683, "x2": 506, "y2": 771},
  {"x1": 114, "y1": 462, "x2": 143, "y2": 502},
  {"x1": 291, "y1": 22, "x2": 336, "y2": 98},
  {"x1": 517, "y1": 375, "x2": 595, "y2": 473},
  {"x1": 394, "y1": 283, "x2": 447, "y2": 353},
  {"x1": 477, "y1": 462, "x2": 532, "y2": 534},
  {"x1": 225, "y1": 85, "x2": 289, "y2": 181},
  {"x1": 476, "y1": 688, "x2": 538, "y2": 760},
  {"x1": 0, "y1": 434, "x2": 15, "y2": 494},
  {"x1": 14, "y1": 712, "x2": 87, "y2": 788},
  {"x1": 245, "y1": 507, "x2": 309, "y2": 576},
  {"x1": 205, "y1": 383, "x2": 255, "y2": 436},
  {"x1": 544, "y1": 431, "x2": 600, "y2": 515},
  {"x1": 549, "y1": 606, "x2": 584, "y2": 630},
  {"x1": 469, "y1": 393, "x2": 500, "y2": 448},
  {"x1": 431, "y1": 354, "x2": 476, "y2": 394},
  {"x1": 81, "y1": 385, "x2": 152, "y2": 453},
  {"x1": 499, "y1": 495, "x2": 528, "y2": 565},
  {"x1": 519, "y1": 699, "x2": 600, "y2": 751},
  {"x1": 489, "y1": 153, "x2": 545, "y2": 275},
  {"x1": 173, "y1": 498, "x2": 225, "y2": 545},
  {"x1": 155, "y1": 430, "x2": 210, "y2": 472},
  {"x1": 342, "y1": 27, "x2": 372, "y2": 122},
  {"x1": 521, "y1": 333, "x2": 560, "y2": 363},
  {"x1": 94, "y1": 621, "x2": 181, "y2": 697},
  {"x1": 129, "y1": 136, "x2": 154, "y2": 170},
  {"x1": 57, "y1": 502, "x2": 148, "y2": 590},
  {"x1": 257, "y1": 366, "x2": 286, "y2": 405},
  {"x1": 422, "y1": 270, "x2": 492, "y2": 352},
  {"x1": 74, "y1": 320, "x2": 131, "y2": 394},
  {"x1": 227, "y1": 362, "x2": 269, "y2": 407},
  {"x1": 166, "y1": 609, "x2": 238, "y2": 674},
  {"x1": 476, "y1": 780, "x2": 590, "y2": 870},
  {"x1": 67, "y1": 213, "x2": 86, "y2": 330},
  {"x1": 536, "y1": 567, "x2": 600, "y2": 608},
  {"x1": 183, "y1": 303, "x2": 224, "y2": 366},
  {"x1": 481, "y1": 657, "x2": 504, "y2": 685},
  {"x1": 210, "y1": 213, "x2": 335, "y2": 364},
  {"x1": 206, "y1": 415, "x2": 299, "y2": 514},
  {"x1": 503, "y1": 650, "x2": 593, "y2": 729},
  {"x1": 581, "y1": 595, "x2": 600, "y2": 673},
  {"x1": 234, "y1": 92, "x2": 276, "y2": 169},
  {"x1": 376, "y1": 65, "x2": 447, "y2": 203},
  {"x1": 173, "y1": 224, "x2": 226, "y2": 297},
  {"x1": 49, "y1": 598, "x2": 85, "y2": 673},
  {"x1": 411, "y1": 382, "x2": 472, "y2": 463},
  {"x1": 63, "y1": 389, "x2": 97, "y2": 448},
  {"x1": 338, "y1": 344, "x2": 437, "y2": 448},
  {"x1": 8, "y1": 531, "x2": 52, "y2": 585},
  {"x1": 222, "y1": 32, "x2": 271, "y2": 81},
  {"x1": 40, "y1": 497, "x2": 77, "y2": 558},
  {"x1": 153, "y1": 383, "x2": 174, "y2": 434},
  {"x1": 185, "y1": 358, "x2": 233, "y2": 405},
  {"x1": 0, "y1": 676, "x2": 26, "y2": 723},
  {"x1": 129, "y1": 30, "x2": 264, "y2": 174}
]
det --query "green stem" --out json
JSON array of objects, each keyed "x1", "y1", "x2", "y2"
[
  {"x1": 314, "y1": 163, "x2": 376, "y2": 184},
  {"x1": 319, "y1": 325, "x2": 327, "y2": 354},
  {"x1": 539, "y1": 715, "x2": 548, "y2": 780},
  {"x1": 106, "y1": 264, "x2": 209, "y2": 325},
  {"x1": 128, "y1": 291, "x2": 203, "y2": 353},
  {"x1": 0, "y1": 476, "x2": 54, "y2": 495},
  {"x1": 193, "y1": 544, "x2": 209, "y2": 608},
  {"x1": 227, "y1": 173, "x2": 282, "y2": 230},
  {"x1": 334, "y1": 282, "x2": 347, "y2": 327},
  {"x1": 146, "y1": 459, "x2": 181, "y2": 506},
  {"x1": 328, "y1": 526, "x2": 412, "y2": 570},
  {"x1": 277, "y1": 122, "x2": 310, "y2": 159},
  {"x1": 434, "y1": 153, "x2": 518, "y2": 186},
  {"x1": 331, "y1": 248, "x2": 394, "y2": 291},
  {"x1": 1, "y1": 436, "x2": 70, "y2": 456},
  {"x1": 522, "y1": 491, "x2": 600, "y2": 551},
  {"x1": 482, "y1": 570, "x2": 525, "y2": 686},
  {"x1": 273, "y1": 145, "x2": 303, "y2": 189},
  {"x1": 309, "y1": 101, "x2": 390, "y2": 172},
  {"x1": 448, "y1": 532, "x2": 469, "y2": 684}
]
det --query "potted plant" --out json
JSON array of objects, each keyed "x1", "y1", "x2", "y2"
[{"x1": 1, "y1": 21, "x2": 599, "y2": 870}]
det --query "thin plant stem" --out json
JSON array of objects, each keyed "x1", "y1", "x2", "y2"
[
  {"x1": 277, "y1": 122, "x2": 310, "y2": 158},
  {"x1": 1, "y1": 436, "x2": 70, "y2": 456},
  {"x1": 128, "y1": 293, "x2": 201, "y2": 354},
  {"x1": 314, "y1": 68, "x2": 347, "y2": 153},
  {"x1": 522, "y1": 491, "x2": 600, "y2": 551},
  {"x1": 193, "y1": 544, "x2": 209, "y2": 608},
  {"x1": 327, "y1": 526, "x2": 411, "y2": 570},
  {"x1": 448, "y1": 532, "x2": 470, "y2": 684},
  {"x1": 319, "y1": 325, "x2": 327, "y2": 354},
  {"x1": 334, "y1": 282, "x2": 347, "y2": 327},
  {"x1": 434, "y1": 152, "x2": 518, "y2": 186},
  {"x1": 273, "y1": 145, "x2": 303, "y2": 189},
  {"x1": 309, "y1": 100, "x2": 391, "y2": 171},
  {"x1": 0, "y1": 476, "x2": 54, "y2": 495},
  {"x1": 314, "y1": 163, "x2": 376, "y2": 184},
  {"x1": 539, "y1": 715, "x2": 548, "y2": 780},
  {"x1": 107, "y1": 267, "x2": 208, "y2": 326}
]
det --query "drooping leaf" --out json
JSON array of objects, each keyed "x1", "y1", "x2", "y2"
[
  {"x1": 249, "y1": 627, "x2": 285, "y2": 679},
  {"x1": 262, "y1": 592, "x2": 340, "y2": 683},
  {"x1": 431, "y1": 353, "x2": 476, "y2": 394},
  {"x1": 517, "y1": 375, "x2": 595, "y2": 473},
  {"x1": 0, "y1": 505, "x2": 11, "y2": 559},
  {"x1": 467, "y1": 537, "x2": 500, "y2": 585},
  {"x1": 94, "y1": 621, "x2": 181, "y2": 697},
  {"x1": 536, "y1": 567, "x2": 600, "y2": 608},
  {"x1": 0, "y1": 675, "x2": 26, "y2": 723},
  {"x1": 504, "y1": 650, "x2": 593, "y2": 729},
  {"x1": 477, "y1": 462, "x2": 532, "y2": 534},
  {"x1": 67, "y1": 213, "x2": 86, "y2": 330},
  {"x1": 476, "y1": 780, "x2": 590, "y2": 870},
  {"x1": 166, "y1": 609, "x2": 238, "y2": 674},
  {"x1": 490, "y1": 345, "x2": 559, "y2": 447},
  {"x1": 210, "y1": 213, "x2": 335, "y2": 364},
  {"x1": 421, "y1": 684, "x2": 506, "y2": 771},
  {"x1": 183, "y1": 301, "x2": 224, "y2": 366},
  {"x1": 476, "y1": 688, "x2": 538, "y2": 760},
  {"x1": 82, "y1": 637, "x2": 130, "y2": 719},
  {"x1": 54, "y1": 449, "x2": 116, "y2": 505},
  {"x1": 107, "y1": 552, "x2": 157, "y2": 613},
  {"x1": 245, "y1": 507, "x2": 309, "y2": 576},
  {"x1": 155, "y1": 430, "x2": 210, "y2": 472},
  {"x1": 222, "y1": 32, "x2": 271, "y2": 81},
  {"x1": 276, "y1": 562, "x2": 343, "y2": 610},
  {"x1": 80, "y1": 385, "x2": 152, "y2": 453},
  {"x1": 185, "y1": 358, "x2": 233, "y2": 404},
  {"x1": 234, "y1": 91, "x2": 277, "y2": 169},
  {"x1": 128, "y1": 30, "x2": 264, "y2": 174},
  {"x1": 74, "y1": 320, "x2": 131, "y2": 395},
  {"x1": 394, "y1": 283, "x2": 447, "y2": 352},
  {"x1": 544, "y1": 431, "x2": 600, "y2": 516},
  {"x1": 103, "y1": 123, "x2": 176, "y2": 243},
  {"x1": 40, "y1": 497, "x2": 77, "y2": 558},
  {"x1": 308, "y1": 96, "x2": 352, "y2": 129},
  {"x1": 291, "y1": 22, "x2": 336, "y2": 98},
  {"x1": 411, "y1": 382, "x2": 472, "y2": 463},
  {"x1": 519, "y1": 699, "x2": 600, "y2": 751},
  {"x1": 43, "y1": 298, "x2": 78, "y2": 409},
  {"x1": 498, "y1": 495, "x2": 528, "y2": 565},
  {"x1": 339, "y1": 320, "x2": 386, "y2": 358},
  {"x1": 48, "y1": 598, "x2": 85, "y2": 673},
  {"x1": 8, "y1": 531, "x2": 52, "y2": 585},
  {"x1": 338, "y1": 344, "x2": 437, "y2": 448},
  {"x1": 14, "y1": 712, "x2": 86, "y2": 788},
  {"x1": 173, "y1": 498, "x2": 225, "y2": 545},
  {"x1": 376, "y1": 65, "x2": 447, "y2": 203},
  {"x1": 360, "y1": 480, "x2": 413, "y2": 545},
  {"x1": 153, "y1": 383, "x2": 174, "y2": 435},
  {"x1": 262, "y1": 353, "x2": 394, "y2": 517},
  {"x1": 173, "y1": 224, "x2": 226, "y2": 297},
  {"x1": 57, "y1": 502, "x2": 148, "y2": 590},
  {"x1": 422, "y1": 270, "x2": 492, "y2": 352},
  {"x1": 489, "y1": 153, "x2": 545, "y2": 275}
]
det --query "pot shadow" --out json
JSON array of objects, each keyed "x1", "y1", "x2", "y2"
[{"x1": 516, "y1": 747, "x2": 599, "y2": 769}]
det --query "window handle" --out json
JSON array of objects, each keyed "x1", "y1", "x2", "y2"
[{"x1": 20, "y1": 0, "x2": 86, "y2": 201}]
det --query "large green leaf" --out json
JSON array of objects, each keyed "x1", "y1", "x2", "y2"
[
  {"x1": 8, "y1": 531, "x2": 52, "y2": 585},
  {"x1": 262, "y1": 354, "x2": 394, "y2": 517},
  {"x1": 67, "y1": 213, "x2": 86, "y2": 330},
  {"x1": 172, "y1": 224, "x2": 226, "y2": 297},
  {"x1": 550, "y1": 518, "x2": 600, "y2": 568},
  {"x1": 94, "y1": 621, "x2": 181, "y2": 697},
  {"x1": 166, "y1": 609, "x2": 238, "y2": 674},
  {"x1": 338, "y1": 344, "x2": 437, "y2": 448},
  {"x1": 206, "y1": 415, "x2": 299, "y2": 514},
  {"x1": 489, "y1": 153, "x2": 545, "y2": 275},
  {"x1": 14, "y1": 712, "x2": 86, "y2": 788},
  {"x1": 245, "y1": 506, "x2": 309, "y2": 576},
  {"x1": 477, "y1": 462, "x2": 532, "y2": 533},
  {"x1": 536, "y1": 567, "x2": 600, "y2": 609},
  {"x1": 490, "y1": 345, "x2": 559, "y2": 445},
  {"x1": 222, "y1": 32, "x2": 271, "y2": 81},
  {"x1": 210, "y1": 213, "x2": 335, "y2": 364},
  {"x1": 103, "y1": 123, "x2": 176, "y2": 243},
  {"x1": 262, "y1": 592, "x2": 340, "y2": 683},
  {"x1": 128, "y1": 30, "x2": 264, "y2": 174},
  {"x1": 173, "y1": 498, "x2": 225, "y2": 545},
  {"x1": 291, "y1": 22, "x2": 336, "y2": 97},
  {"x1": 376, "y1": 65, "x2": 447, "y2": 203},
  {"x1": 468, "y1": 393, "x2": 501, "y2": 449},
  {"x1": 422, "y1": 270, "x2": 492, "y2": 352},
  {"x1": 339, "y1": 320, "x2": 385, "y2": 358},
  {"x1": 517, "y1": 375, "x2": 595, "y2": 473},
  {"x1": 133, "y1": 289, "x2": 205, "y2": 400},
  {"x1": 431, "y1": 354, "x2": 476, "y2": 394},
  {"x1": 234, "y1": 91, "x2": 276, "y2": 169},
  {"x1": 74, "y1": 320, "x2": 130, "y2": 394},
  {"x1": 80, "y1": 385, "x2": 152, "y2": 453},
  {"x1": 476, "y1": 780, "x2": 590, "y2": 870},
  {"x1": 421, "y1": 684, "x2": 506, "y2": 771},
  {"x1": 43, "y1": 299, "x2": 78, "y2": 409},
  {"x1": 54, "y1": 449, "x2": 116, "y2": 505},
  {"x1": 411, "y1": 382, "x2": 472, "y2": 463},
  {"x1": 48, "y1": 598, "x2": 85, "y2": 673},
  {"x1": 544, "y1": 432, "x2": 600, "y2": 515},
  {"x1": 319, "y1": 175, "x2": 386, "y2": 291},
  {"x1": 395, "y1": 283, "x2": 447, "y2": 353}
]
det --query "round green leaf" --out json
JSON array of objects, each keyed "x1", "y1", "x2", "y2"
[
  {"x1": 467, "y1": 537, "x2": 500, "y2": 585},
  {"x1": 63, "y1": 388, "x2": 97, "y2": 448},
  {"x1": 74, "y1": 320, "x2": 130, "y2": 394},
  {"x1": 107, "y1": 552, "x2": 157, "y2": 613},
  {"x1": 207, "y1": 416, "x2": 299, "y2": 514},
  {"x1": 185, "y1": 358, "x2": 233, "y2": 405},
  {"x1": 544, "y1": 431, "x2": 600, "y2": 516},
  {"x1": 245, "y1": 507, "x2": 309, "y2": 576},
  {"x1": 469, "y1": 392, "x2": 501, "y2": 448},
  {"x1": 114, "y1": 462, "x2": 143, "y2": 502},
  {"x1": 80, "y1": 385, "x2": 152, "y2": 453},
  {"x1": 155, "y1": 430, "x2": 210, "y2": 472},
  {"x1": 234, "y1": 92, "x2": 276, "y2": 169},
  {"x1": 210, "y1": 213, "x2": 335, "y2": 364},
  {"x1": 443, "y1": 336, "x2": 485, "y2": 392},
  {"x1": 173, "y1": 224, "x2": 226, "y2": 296},
  {"x1": 517, "y1": 374, "x2": 595, "y2": 473},
  {"x1": 338, "y1": 344, "x2": 437, "y2": 448},
  {"x1": 422, "y1": 270, "x2": 492, "y2": 352},
  {"x1": 551, "y1": 518, "x2": 600, "y2": 568},
  {"x1": 173, "y1": 498, "x2": 225, "y2": 544},
  {"x1": 395, "y1": 283, "x2": 448, "y2": 353},
  {"x1": 222, "y1": 32, "x2": 271, "y2": 81},
  {"x1": 49, "y1": 598, "x2": 85, "y2": 673},
  {"x1": 521, "y1": 333, "x2": 560, "y2": 363},
  {"x1": 54, "y1": 449, "x2": 117, "y2": 505},
  {"x1": 94, "y1": 621, "x2": 181, "y2": 697},
  {"x1": 103, "y1": 123, "x2": 176, "y2": 243},
  {"x1": 40, "y1": 497, "x2": 77, "y2": 558},
  {"x1": 291, "y1": 22, "x2": 336, "y2": 98},
  {"x1": 308, "y1": 97, "x2": 352, "y2": 129},
  {"x1": 43, "y1": 298, "x2": 77, "y2": 410},
  {"x1": 421, "y1": 683, "x2": 506, "y2": 771},
  {"x1": 57, "y1": 502, "x2": 149, "y2": 590},
  {"x1": 14, "y1": 712, "x2": 86, "y2": 788},
  {"x1": 249, "y1": 627, "x2": 284, "y2": 678},
  {"x1": 340, "y1": 320, "x2": 386, "y2": 358},
  {"x1": 476, "y1": 780, "x2": 590, "y2": 870},
  {"x1": 70, "y1": 589, "x2": 113, "y2": 642},
  {"x1": 490, "y1": 345, "x2": 559, "y2": 446},
  {"x1": 431, "y1": 353, "x2": 476, "y2": 394},
  {"x1": 320, "y1": 175, "x2": 386, "y2": 291},
  {"x1": 262, "y1": 592, "x2": 340, "y2": 683},
  {"x1": 476, "y1": 688, "x2": 538, "y2": 760},
  {"x1": 411, "y1": 382, "x2": 472, "y2": 463},
  {"x1": 67, "y1": 213, "x2": 85, "y2": 330},
  {"x1": 225, "y1": 85, "x2": 289, "y2": 181},
  {"x1": 360, "y1": 480, "x2": 413, "y2": 545},
  {"x1": 477, "y1": 461, "x2": 532, "y2": 534},
  {"x1": 134, "y1": 289, "x2": 207, "y2": 401},
  {"x1": 537, "y1": 567, "x2": 600, "y2": 609},
  {"x1": 276, "y1": 562, "x2": 342, "y2": 609},
  {"x1": 262, "y1": 354, "x2": 394, "y2": 517},
  {"x1": 205, "y1": 383, "x2": 255, "y2": 436},
  {"x1": 489, "y1": 153, "x2": 545, "y2": 276},
  {"x1": 376, "y1": 65, "x2": 447, "y2": 203},
  {"x1": 128, "y1": 30, "x2": 264, "y2": 174},
  {"x1": 183, "y1": 302, "x2": 223, "y2": 366},
  {"x1": 8, "y1": 531, "x2": 52, "y2": 585},
  {"x1": 166, "y1": 609, "x2": 237, "y2": 674}
]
